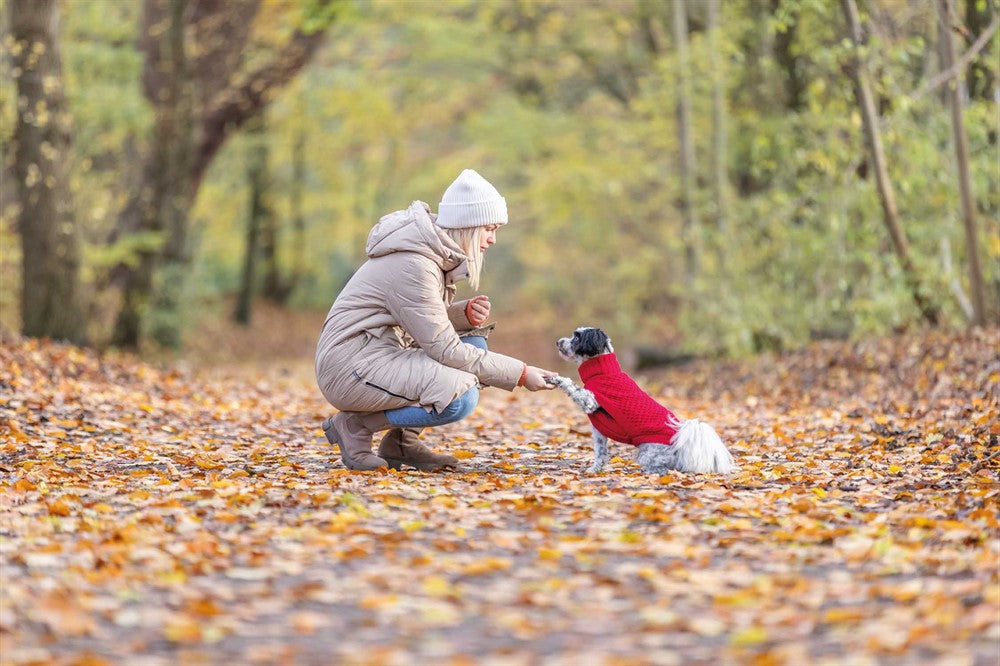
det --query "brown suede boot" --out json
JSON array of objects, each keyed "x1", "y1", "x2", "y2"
[
  {"x1": 322, "y1": 411, "x2": 391, "y2": 471},
  {"x1": 378, "y1": 428, "x2": 459, "y2": 472}
]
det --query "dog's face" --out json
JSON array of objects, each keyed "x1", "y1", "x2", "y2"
[{"x1": 556, "y1": 327, "x2": 614, "y2": 364}]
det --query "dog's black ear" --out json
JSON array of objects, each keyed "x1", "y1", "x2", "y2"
[{"x1": 576, "y1": 328, "x2": 610, "y2": 357}]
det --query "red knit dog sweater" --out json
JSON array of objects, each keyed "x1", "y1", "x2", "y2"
[{"x1": 578, "y1": 353, "x2": 679, "y2": 446}]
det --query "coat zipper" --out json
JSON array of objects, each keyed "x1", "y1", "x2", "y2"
[
  {"x1": 365, "y1": 380, "x2": 417, "y2": 402},
  {"x1": 353, "y1": 370, "x2": 417, "y2": 403}
]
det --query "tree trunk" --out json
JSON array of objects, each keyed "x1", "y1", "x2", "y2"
[
  {"x1": 287, "y1": 127, "x2": 306, "y2": 296},
  {"x1": 256, "y1": 114, "x2": 290, "y2": 304},
  {"x1": 112, "y1": 0, "x2": 194, "y2": 348},
  {"x1": 109, "y1": 0, "x2": 334, "y2": 348},
  {"x1": 707, "y1": 0, "x2": 728, "y2": 237},
  {"x1": 965, "y1": 0, "x2": 998, "y2": 103},
  {"x1": 672, "y1": 0, "x2": 697, "y2": 284},
  {"x1": 10, "y1": 0, "x2": 86, "y2": 343},
  {"x1": 937, "y1": 0, "x2": 988, "y2": 326},
  {"x1": 840, "y1": 0, "x2": 940, "y2": 326},
  {"x1": 770, "y1": 0, "x2": 806, "y2": 111},
  {"x1": 234, "y1": 117, "x2": 267, "y2": 324},
  {"x1": 147, "y1": 0, "x2": 196, "y2": 349}
]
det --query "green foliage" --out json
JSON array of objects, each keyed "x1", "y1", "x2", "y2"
[
  {"x1": 83, "y1": 230, "x2": 165, "y2": 281},
  {"x1": 7, "y1": 0, "x2": 997, "y2": 352}
]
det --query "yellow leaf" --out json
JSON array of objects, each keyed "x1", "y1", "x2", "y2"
[
  {"x1": 537, "y1": 547, "x2": 562, "y2": 561},
  {"x1": 422, "y1": 576, "x2": 454, "y2": 597},
  {"x1": 164, "y1": 616, "x2": 202, "y2": 643},
  {"x1": 451, "y1": 450, "x2": 476, "y2": 460},
  {"x1": 731, "y1": 626, "x2": 768, "y2": 646},
  {"x1": 461, "y1": 557, "x2": 512, "y2": 575},
  {"x1": 887, "y1": 464, "x2": 903, "y2": 474},
  {"x1": 193, "y1": 456, "x2": 222, "y2": 470},
  {"x1": 823, "y1": 607, "x2": 866, "y2": 623}
]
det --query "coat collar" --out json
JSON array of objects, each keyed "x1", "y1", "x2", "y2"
[{"x1": 578, "y1": 353, "x2": 622, "y2": 382}]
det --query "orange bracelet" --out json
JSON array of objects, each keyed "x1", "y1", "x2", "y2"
[{"x1": 517, "y1": 365, "x2": 528, "y2": 387}]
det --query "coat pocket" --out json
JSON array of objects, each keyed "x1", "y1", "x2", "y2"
[{"x1": 352, "y1": 369, "x2": 418, "y2": 404}]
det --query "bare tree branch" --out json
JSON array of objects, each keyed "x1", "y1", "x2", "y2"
[
  {"x1": 911, "y1": 11, "x2": 998, "y2": 100},
  {"x1": 193, "y1": 26, "x2": 328, "y2": 186}
]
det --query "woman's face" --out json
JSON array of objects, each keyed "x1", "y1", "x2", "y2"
[{"x1": 479, "y1": 225, "x2": 499, "y2": 253}]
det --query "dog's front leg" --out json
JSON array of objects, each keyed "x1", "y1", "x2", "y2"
[
  {"x1": 545, "y1": 376, "x2": 601, "y2": 414},
  {"x1": 587, "y1": 428, "x2": 610, "y2": 473},
  {"x1": 546, "y1": 376, "x2": 609, "y2": 473}
]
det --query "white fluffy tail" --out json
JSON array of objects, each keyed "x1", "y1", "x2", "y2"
[{"x1": 668, "y1": 418, "x2": 734, "y2": 474}]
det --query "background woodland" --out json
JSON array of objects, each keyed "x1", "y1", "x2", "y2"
[{"x1": 1, "y1": 0, "x2": 997, "y2": 359}]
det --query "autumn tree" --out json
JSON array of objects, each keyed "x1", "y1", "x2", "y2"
[
  {"x1": 936, "y1": 0, "x2": 989, "y2": 326},
  {"x1": 672, "y1": 0, "x2": 698, "y2": 285},
  {"x1": 9, "y1": 0, "x2": 86, "y2": 343},
  {"x1": 840, "y1": 0, "x2": 940, "y2": 325},
  {"x1": 110, "y1": 0, "x2": 338, "y2": 348},
  {"x1": 233, "y1": 115, "x2": 269, "y2": 325},
  {"x1": 707, "y1": 0, "x2": 729, "y2": 237},
  {"x1": 964, "y1": 0, "x2": 998, "y2": 105}
]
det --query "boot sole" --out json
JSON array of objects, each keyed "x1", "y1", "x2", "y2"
[{"x1": 381, "y1": 457, "x2": 455, "y2": 472}]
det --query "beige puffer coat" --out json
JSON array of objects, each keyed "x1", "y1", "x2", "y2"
[{"x1": 315, "y1": 201, "x2": 525, "y2": 414}]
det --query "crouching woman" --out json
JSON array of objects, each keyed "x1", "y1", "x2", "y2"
[{"x1": 315, "y1": 169, "x2": 555, "y2": 471}]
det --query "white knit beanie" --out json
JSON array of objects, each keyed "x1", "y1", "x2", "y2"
[{"x1": 436, "y1": 169, "x2": 508, "y2": 229}]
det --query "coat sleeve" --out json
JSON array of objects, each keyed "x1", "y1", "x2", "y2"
[
  {"x1": 385, "y1": 257, "x2": 524, "y2": 390},
  {"x1": 448, "y1": 299, "x2": 473, "y2": 332}
]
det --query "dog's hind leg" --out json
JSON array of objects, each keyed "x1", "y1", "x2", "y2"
[
  {"x1": 587, "y1": 429, "x2": 610, "y2": 473},
  {"x1": 636, "y1": 442, "x2": 676, "y2": 474}
]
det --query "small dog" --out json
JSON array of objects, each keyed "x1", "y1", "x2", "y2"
[{"x1": 546, "y1": 327, "x2": 734, "y2": 474}]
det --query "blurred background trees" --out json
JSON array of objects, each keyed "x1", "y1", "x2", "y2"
[{"x1": 1, "y1": 0, "x2": 997, "y2": 358}]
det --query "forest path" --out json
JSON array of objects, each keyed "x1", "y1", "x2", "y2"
[{"x1": 2, "y1": 329, "x2": 997, "y2": 665}]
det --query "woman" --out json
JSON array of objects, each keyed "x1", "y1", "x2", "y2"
[{"x1": 315, "y1": 169, "x2": 556, "y2": 471}]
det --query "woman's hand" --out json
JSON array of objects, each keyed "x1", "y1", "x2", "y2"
[
  {"x1": 521, "y1": 366, "x2": 558, "y2": 391},
  {"x1": 465, "y1": 295, "x2": 491, "y2": 326}
]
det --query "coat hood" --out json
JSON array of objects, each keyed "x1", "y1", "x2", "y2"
[{"x1": 366, "y1": 201, "x2": 468, "y2": 278}]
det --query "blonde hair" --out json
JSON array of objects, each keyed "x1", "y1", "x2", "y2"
[{"x1": 444, "y1": 226, "x2": 484, "y2": 291}]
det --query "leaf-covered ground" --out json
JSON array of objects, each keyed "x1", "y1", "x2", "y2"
[{"x1": 2, "y1": 328, "x2": 998, "y2": 665}]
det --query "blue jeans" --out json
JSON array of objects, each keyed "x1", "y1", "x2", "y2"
[{"x1": 385, "y1": 336, "x2": 487, "y2": 429}]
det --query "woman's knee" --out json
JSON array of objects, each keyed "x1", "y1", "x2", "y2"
[
  {"x1": 439, "y1": 386, "x2": 479, "y2": 422},
  {"x1": 461, "y1": 335, "x2": 488, "y2": 351}
]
